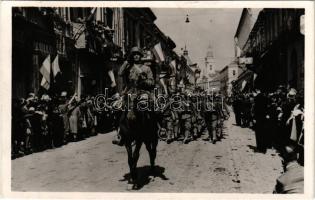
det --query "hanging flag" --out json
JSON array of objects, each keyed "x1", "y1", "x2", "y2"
[
  {"x1": 170, "y1": 60, "x2": 176, "y2": 69},
  {"x1": 169, "y1": 60, "x2": 176, "y2": 76},
  {"x1": 152, "y1": 43, "x2": 165, "y2": 63},
  {"x1": 39, "y1": 55, "x2": 51, "y2": 89},
  {"x1": 241, "y1": 80, "x2": 247, "y2": 91},
  {"x1": 41, "y1": 76, "x2": 50, "y2": 90},
  {"x1": 236, "y1": 45, "x2": 242, "y2": 57},
  {"x1": 52, "y1": 54, "x2": 61, "y2": 77},
  {"x1": 253, "y1": 73, "x2": 258, "y2": 81}
]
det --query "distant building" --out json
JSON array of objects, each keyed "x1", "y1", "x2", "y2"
[
  {"x1": 219, "y1": 60, "x2": 244, "y2": 97},
  {"x1": 182, "y1": 48, "x2": 200, "y2": 87},
  {"x1": 204, "y1": 44, "x2": 217, "y2": 78},
  {"x1": 199, "y1": 43, "x2": 220, "y2": 91}
]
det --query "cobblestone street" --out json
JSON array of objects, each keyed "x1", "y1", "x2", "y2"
[{"x1": 12, "y1": 112, "x2": 283, "y2": 193}]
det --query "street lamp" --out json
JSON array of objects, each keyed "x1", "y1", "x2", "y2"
[{"x1": 185, "y1": 14, "x2": 190, "y2": 23}]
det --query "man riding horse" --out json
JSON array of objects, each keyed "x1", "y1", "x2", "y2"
[{"x1": 117, "y1": 46, "x2": 159, "y2": 190}]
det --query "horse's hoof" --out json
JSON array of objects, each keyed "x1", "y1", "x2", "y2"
[
  {"x1": 150, "y1": 166, "x2": 155, "y2": 172},
  {"x1": 132, "y1": 183, "x2": 140, "y2": 190}
]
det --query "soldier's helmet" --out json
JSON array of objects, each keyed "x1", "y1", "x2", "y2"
[
  {"x1": 111, "y1": 93, "x2": 120, "y2": 101},
  {"x1": 129, "y1": 46, "x2": 143, "y2": 58},
  {"x1": 287, "y1": 88, "x2": 297, "y2": 99},
  {"x1": 61, "y1": 91, "x2": 67, "y2": 97}
]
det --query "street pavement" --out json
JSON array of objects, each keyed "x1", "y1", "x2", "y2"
[{"x1": 12, "y1": 111, "x2": 283, "y2": 193}]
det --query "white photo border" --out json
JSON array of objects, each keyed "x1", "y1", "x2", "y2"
[{"x1": 0, "y1": 1, "x2": 314, "y2": 199}]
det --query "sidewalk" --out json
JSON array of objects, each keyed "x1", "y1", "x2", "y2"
[
  {"x1": 226, "y1": 110, "x2": 283, "y2": 193},
  {"x1": 11, "y1": 110, "x2": 283, "y2": 193}
]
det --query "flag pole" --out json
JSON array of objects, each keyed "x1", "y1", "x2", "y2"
[{"x1": 50, "y1": 53, "x2": 54, "y2": 97}]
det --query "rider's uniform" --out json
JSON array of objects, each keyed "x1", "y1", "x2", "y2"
[
  {"x1": 123, "y1": 63, "x2": 154, "y2": 123},
  {"x1": 115, "y1": 47, "x2": 155, "y2": 144}
]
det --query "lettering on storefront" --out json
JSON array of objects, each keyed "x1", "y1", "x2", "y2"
[{"x1": 33, "y1": 41, "x2": 54, "y2": 54}]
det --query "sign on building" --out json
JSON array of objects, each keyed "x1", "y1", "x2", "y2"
[
  {"x1": 239, "y1": 57, "x2": 253, "y2": 65},
  {"x1": 300, "y1": 15, "x2": 305, "y2": 35}
]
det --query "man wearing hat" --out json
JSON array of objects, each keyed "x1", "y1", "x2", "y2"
[
  {"x1": 253, "y1": 88, "x2": 268, "y2": 153},
  {"x1": 59, "y1": 91, "x2": 71, "y2": 144},
  {"x1": 279, "y1": 88, "x2": 298, "y2": 147},
  {"x1": 273, "y1": 144, "x2": 304, "y2": 193},
  {"x1": 203, "y1": 94, "x2": 219, "y2": 144}
]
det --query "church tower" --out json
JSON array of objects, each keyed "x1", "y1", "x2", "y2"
[{"x1": 204, "y1": 44, "x2": 217, "y2": 80}]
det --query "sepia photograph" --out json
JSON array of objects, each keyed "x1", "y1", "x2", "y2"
[{"x1": 0, "y1": 1, "x2": 314, "y2": 199}]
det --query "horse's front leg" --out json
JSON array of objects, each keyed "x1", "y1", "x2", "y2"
[
  {"x1": 145, "y1": 139, "x2": 158, "y2": 173},
  {"x1": 130, "y1": 141, "x2": 142, "y2": 189},
  {"x1": 125, "y1": 142, "x2": 134, "y2": 184}
]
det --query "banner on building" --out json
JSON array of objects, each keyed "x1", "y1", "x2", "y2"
[
  {"x1": 40, "y1": 55, "x2": 51, "y2": 90},
  {"x1": 152, "y1": 42, "x2": 165, "y2": 63},
  {"x1": 73, "y1": 23, "x2": 86, "y2": 48}
]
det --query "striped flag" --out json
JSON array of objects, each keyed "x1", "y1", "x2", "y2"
[
  {"x1": 170, "y1": 60, "x2": 176, "y2": 69},
  {"x1": 41, "y1": 77, "x2": 50, "y2": 90},
  {"x1": 86, "y1": 7, "x2": 97, "y2": 22},
  {"x1": 40, "y1": 55, "x2": 51, "y2": 90},
  {"x1": 241, "y1": 80, "x2": 247, "y2": 91},
  {"x1": 52, "y1": 54, "x2": 61, "y2": 77},
  {"x1": 152, "y1": 42, "x2": 165, "y2": 63},
  {"x1": 170, "y1": 60, "x2": 176, "y2": 76}
]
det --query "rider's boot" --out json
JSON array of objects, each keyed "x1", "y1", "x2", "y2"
[
  {"x1": 183, "y1": 131, "x2": 190, "y2": 144},
  {"x1": 166, "y1": 133, "x2": 172, "y2": 144},
  {"x1": 112, "y1": 132, "x2": 124, "y2": 146}
]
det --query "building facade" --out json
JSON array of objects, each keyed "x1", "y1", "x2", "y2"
[
  {"x1": 219, "y1": 60, "x2": 243, "y2": 97},
  {"x1": 12, "y1": 7, "x2": 74, "y2": 99},
  {"x1": 12, "y1": 7, "x2": 178, "y2": 99},
  {"x1": 234, "y1": 8, "x2": 305, "y2": 92}
]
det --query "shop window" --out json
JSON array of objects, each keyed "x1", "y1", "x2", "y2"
[
  {"x1": 106, "y1": 8, "x2": 113, "y2": 28},
  {"x1": 70, "y1": 8, "x2": 84, "y2": 22}
]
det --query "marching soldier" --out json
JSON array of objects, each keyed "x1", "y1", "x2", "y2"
[
  {"x1": 181, "y1": 91, "x2": 193, "y2": 144},
  {"x1": 203, "y1": 93, "x2": 219, "y2": 144},
  {"x1": 162, "y1": 95, "x2": 175, "y2": 144}
]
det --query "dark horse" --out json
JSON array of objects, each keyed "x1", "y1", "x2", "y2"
[{"x1": 118, "y1": 101, "x2": 159, "y2": 190}]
